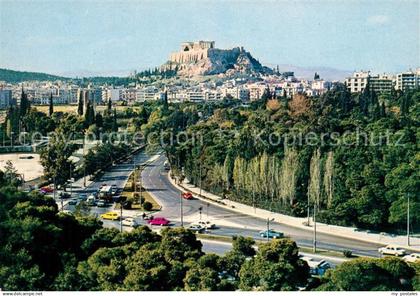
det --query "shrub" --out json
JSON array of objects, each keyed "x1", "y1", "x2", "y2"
[
  {"x1": 343, "y1": 250, "x2": 353, "y2": 258},
  {"x1": 143, "y1": 201, "x2": 153, "y2": 211}
]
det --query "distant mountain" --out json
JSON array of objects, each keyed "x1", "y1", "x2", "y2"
[
  {"x1": 0, "y1": 68, "x2": 71, "y2": 83},
  {"x1": 0, "y1": 68, "x2": 131, "y2": 85},
  {"x1": 162, "y1": 41, "x2": 272, "y2": 77}
]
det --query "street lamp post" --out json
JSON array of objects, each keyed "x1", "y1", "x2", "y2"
[
  {"x1": 180, "y1": 189, "x2": 184, "y2": 227},
  {"x1": 313, "y1": 203, "x2": 317, "y2": 253},
  {"x1": 83, "y1": 135, "x2": 86, "y2": 187},
  {"x1": 266, "y1": 218, "x2": 275, "y2": 242}
]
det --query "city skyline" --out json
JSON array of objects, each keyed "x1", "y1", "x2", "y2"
[{"x1": 0, "y1": 0, "x2": 419, "y2": 77}]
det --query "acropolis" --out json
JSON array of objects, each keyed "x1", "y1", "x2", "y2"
[{"x1": 169, "y1": 41, "x2": 216, "y2": 64}]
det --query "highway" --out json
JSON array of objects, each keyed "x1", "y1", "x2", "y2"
[
  {"x1": 58, "y1": 149, "x2": 385, "y2": 258},
  {"x1": 141, "y1": 154, "x2": 386, "y2": 258}
]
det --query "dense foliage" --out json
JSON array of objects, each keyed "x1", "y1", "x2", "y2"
[
  {"x1": 150, "y1": 87, "x2": 419, "y2": 233},
  {"x1": 0, "y1": 186, "x2": 418, "y2": 291}
]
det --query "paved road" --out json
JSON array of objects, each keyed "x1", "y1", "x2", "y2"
[
  {"x1": 141, "y1": 155, "x2": 386, "y2": 258},
  {"x1": 59, "y1": 149, "x2": 153, "y2": 228}
]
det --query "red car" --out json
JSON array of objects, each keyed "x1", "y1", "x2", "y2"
[
  {"x1": 182, "y1": 192, "x2": 193, "y2": 200},
  {"x1": 40, "y1": 186, "x2": 54, "y2": 194},
  {"x1": 148, "y1": 217, "x2": 170, "y2": 226}
]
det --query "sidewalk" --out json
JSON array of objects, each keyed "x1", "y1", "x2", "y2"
[{"x1": 168, "y1": 173, "x2": 420, "y2": 252}]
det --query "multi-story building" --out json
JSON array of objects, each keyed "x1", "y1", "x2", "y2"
[
  {"x1": 136, "y1": 87, "x2": 160, "y2": 102},
  {"x1": 187, "y1": 91, "x2": 205, "y2": 102},
  {"x1": 395, "y1": 70, "x2": 419, "y2": 91},
  {"x1": 369, "y1": 74, "x2": 395, "y2": 94},
  {"x1": 0, "y1": 89, "x2": 13, "y2": 109},
  {"x1": 345, "y1": 71, "x2": 370, "y2": 93}
]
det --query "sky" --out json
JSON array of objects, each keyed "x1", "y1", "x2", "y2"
[{"x1": 0, "y1": 0, "x2": 419, "y2": 77}]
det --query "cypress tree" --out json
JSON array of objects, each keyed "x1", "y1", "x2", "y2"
[
  {"x1": 107, "y1": 98, "x2": 112, "y2": 114},
  {"x1": 77, "y1": 92, "x2": 84, "y2": 116},
  {"x1": 48, "y1": 93, "x2": 54, "y2": 116},
  {"x1": 19, "y1": 88, "x2": 29, "y2": 118},
  {"x1": 112, "y1": 109, "x2": 118, "y2": 132}
]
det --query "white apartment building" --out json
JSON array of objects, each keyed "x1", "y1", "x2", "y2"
[
  {"x1": 395, "y1": 70, "x2": 419, "y2": 91},
  {"x1": 369, "y1": 74, "x2": 394, "y2": 94},
  {"x1": 220, "y1": 87, "x2": 249, "y2": 100},
  {"x1": 101, "y1": 88, "x2": 123, "y2": 102},
  {"x1": 311, "y1": 80, "x2": 332, "y2": 95},
  {"x1": 187, "y1": 91, "x2": 205, "y2": 102},
  {"x1": 136, "y1": 87, "x2": 161, "y2": 102},
  {"x1": 345, "y1": 71, "x2": 370, "y2": 93}
]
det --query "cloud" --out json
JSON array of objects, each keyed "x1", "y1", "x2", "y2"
[{"x1": 367, "y1": 15, "x2": 390, "y2": 25}]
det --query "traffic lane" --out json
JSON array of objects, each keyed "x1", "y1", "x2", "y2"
[
  {"x1": 72, "y1": 150, "x2": 152, "y2": 195},
  {"x1": 199, "y1": 240, "x2": 344, "y2": 267},
  {"x1": 142, "y1": 155, "x2": 383, "y2": 257}
]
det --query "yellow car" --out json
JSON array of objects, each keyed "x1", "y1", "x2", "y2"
[{"x1": 100, "y1": 212, "x2": 120, "y2": 221}]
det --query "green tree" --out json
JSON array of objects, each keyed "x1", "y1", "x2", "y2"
[
  {"x1": 49, "y1": 93, "x2": 54, "y2": 116},
  {"x1": 317, "y1": 257, "x2": 416, "y2": 291}
]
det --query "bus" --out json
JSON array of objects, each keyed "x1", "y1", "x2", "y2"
[{"x1": 99, "y1": 185, "x2": 113, "y2": 201}]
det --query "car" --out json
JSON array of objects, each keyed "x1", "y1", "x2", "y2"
[
  {"x1": 163, "y1": 161, "x2": 170, "y2": 171},
  {"x1": 378, "y1": 245, "x2": 406, "y2": 256},
  {"x1": 78, "y1": 193, "x2": 88, "y2": 201},
  {"x1": 402, "y1": 253, "x2": 420, "y2": 263},
  {"x1": 148, "y1": 217, "x2": 170, "y2": 226},
  {"x1": 188, "y1": 224, "x2": 205, "y2": 232},
  {"x1": 198, "y1": 221, "x2": 216, "y2": 229},
  {"x1": 59, "y1": 192, "x2": 71, "y2": 199},
  {"x1": 97, "y1": 200, "x2": 107, "y2": 207},
  {"x1": 100, "y1": 212, "x2": 120, "y2": 221},
  {"x1": 182, "y1": 192, "x2": 193, "y2": 200},
  {"x1": 259, "y1": 229, "x2": 284, "y2": 239},
  {"x1": 301, "y1": 257, "x2": 331, "y2": 276},
  {"x1": 68, "y1": 199, "x2": 78, "y2": 206},
  {"x1": 122, "y1": 217, "x2": 140, "y2": 228},
  {"x1": 40, "y1": 186, "x2": 54, "y2": 194},
  {"x1": 86, "y1": 195, "x2": 97, "y2": 206}
]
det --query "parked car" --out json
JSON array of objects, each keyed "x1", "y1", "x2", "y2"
[
  {"x1": 97, "y1": 200, "x2": 107, "y2": 207},
  {"x1": 148, "y1": 217, "x2": 170, "y2": 226},
  {"x1": 402, "y1": 253, "x2": 420, "y2": 263},
  {"x1": 188, "y1": 224, "x2": 205, "y2": 233},
  {"x1": 198, "y1": 221, "x2": 216, "y2": 229},
  {"x1": 68, "y1": 199, "x2": 78, "y2": 206},
  {"x1": 100, "y1": 212, "x2": 120, "y2": 221},
  {"x1": 40, "y1": 186, "x2": 54, "y2": 194},
  {"x1": 301, "y1": 257, "x2": 331, "y2": 276},
  {"x1": 86, "y1": 195, "x2": 97, "y2": 206},
  {"x1": 122, "y1": 217, "x2": 140, "y2": 228},
  {"x1": 259, "y1": 229, "x2": 284, "y2": 239},
  {"x1": 378, "y1": 245, "x2": 406, "y2": 256},
  {"x1": 78, "y1": 193, "x2": 88, "y2": 201},
  {"x1": 182, "y1": 192, "x2": 193, "y2": 200},
  {"x1": 59, "y1": 192, "x2": 71, "y2": 199}
]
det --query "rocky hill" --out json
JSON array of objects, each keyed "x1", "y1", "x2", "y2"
[{"x1": 162, "y1": 41, "x2": 272, "y2": 77}]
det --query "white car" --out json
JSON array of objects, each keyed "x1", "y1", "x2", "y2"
[
  {"x1": 122, "y1": 217, "x2": 139, "y2": 228},
  {"x1": 378, "y1": 245, "x2": 406, "y2": 256},
  {"x1": 188, "y1": 224, "x2": 205, "y2": 233},
  {"x1": 198, "y1": 221, "x2": 216, "y2": 229},
  {"x1": 402, "y1": 253, "x2": 420, "y2": 263}
]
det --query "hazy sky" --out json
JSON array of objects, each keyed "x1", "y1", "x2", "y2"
[{"x1": 0, "y1": 0, "x2": 419, "y2": 76}]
